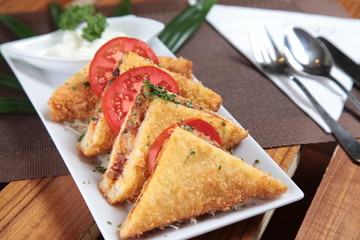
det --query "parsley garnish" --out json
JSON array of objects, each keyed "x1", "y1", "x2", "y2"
[
  {"x1": 78, "y1": 133, "x2": 85, "y2": 142},
  {"x1": 95, "y1": 166, "x2": 106, "y2": 173},
  {"x1": 182, "y1": 124, "x2": 193, "y2": 132},
  {"x1": 254, "y1": 159, "x2": 261, "y2": 164},
  {"x1": 83, "y1": 81, "x2": 90, "y2": 87},
  {"x1": 58, "y1": 5, "x2": 108, "y2": 42},
  {"x1": 185, "y1": 149, "x2": 196, "y2": 163},
  {"x1": 143, "y1": 81, "x2": 194, "y2": 108}
]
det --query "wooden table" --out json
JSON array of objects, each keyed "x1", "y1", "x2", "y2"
[{"x1": 0, "y1": 0, "x2": 359, "y2": 239}]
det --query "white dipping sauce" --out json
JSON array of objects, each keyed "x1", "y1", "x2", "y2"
[{"x1": 46, "y1": 28, "x2": 125, "y2": 59}]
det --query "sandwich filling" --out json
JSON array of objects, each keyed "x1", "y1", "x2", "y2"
[
  {"x1": 106, "y1": 93, "x2": 149, "y2": 181},
  {"x1": 106, "y1": 84, "x2": 204, "y2": 181}
]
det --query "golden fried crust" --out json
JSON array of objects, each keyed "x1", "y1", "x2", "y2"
[
  {"x1": 99, "y1": 98, "x2": 248, "y2": 204},
  {"x1": 80, "y1": 53, "x2": 222, "y2": 157},
  {"x1": 77, "y1": 103, "x2": 116, "y2": 157},
  {"x1": 119, "y1": 52, "x2": 222, "y2": 111},
  {"x1": 48, "y1": 55, "x2": 194, "y2": 122},
  {"x1": 119, "y1": 128, "x2": 287, "y2": 239},
  {"x1": 158, "y1": 56, "x2": 193, "y2": 79},
  {"x1": 48, "y1": 64, "x2": 99, "y2": 122}
]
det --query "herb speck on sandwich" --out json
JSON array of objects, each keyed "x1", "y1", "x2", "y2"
[
  {"x1": 185, "y1": 149, "x2": 196, "y2": 163},
  {"x1": 143, "y1": 81, "x2": 194, "y2": 108}
]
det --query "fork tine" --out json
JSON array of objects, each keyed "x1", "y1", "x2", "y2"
[
  {"x1": 260, "y1": 26, "x2": 286, "y2": 65},
  {"x1": 247, "y1": 26, "x2": 267, "y2": 64},
  {"x1": 248, "y1": 25, "x2": 271, "y2": 64},
  {"x1": 248, "y1": 25, "x2": 283, "y2": 66},
  {"x1": 260, "y1": 26, "x2": 278, "y2": 61}
]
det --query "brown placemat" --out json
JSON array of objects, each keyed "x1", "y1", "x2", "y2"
[{"x1": 0, "y1": 0, "x2": 359, "y2": 182}]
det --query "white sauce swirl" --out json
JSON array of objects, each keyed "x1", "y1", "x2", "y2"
[{"x1": 46, "y1": 28, "x2": 125, "y2": 59}]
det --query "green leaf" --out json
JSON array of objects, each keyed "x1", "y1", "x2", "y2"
[
  {"x1": 0, "y1": 14, "x2": 37, "y2": 39},
  {"x1": 82, "y1": 13, "x2": 107, "y2": 42},
  {"x1": 59, "y1": 5, "x2": 95, "y2": 30},
  {"x1": 159, "y1": 0, "x2": 217, "y2": 53},
  {"x1": 48, "y1": 2, "x2": 64, "y2": 29},
  {"x1": 0, "y1": 97, "x2": 35, "y2": 114},
  {"x1": 58, "y1": 5, "x2": 107, "y2": 42},
  {"x1": 112, "y1": 0, "x2": 132, "y2": 16},
  {"x1": 0, "y1": 73, "x2": 23, "y2": 91}
]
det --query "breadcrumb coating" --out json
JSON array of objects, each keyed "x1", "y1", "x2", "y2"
[
  {"x1": 119, "y1": 52, "x2": 222, "y2": 111},
  {"x1": 158, "y1": 56, "x2": 193, "y2": 80},
  {"x1": 48, "y1": 55, "x2": 196, "y2": 122},
  {"x1": 119, "y1": 128, "x2": 287, "y2": 239},
  {"x1": 99, "y1": 97, "x2": 248, "y2": 205},
  {"x1": 48, "y1": 64, "x2": 99, "y2": 122}
]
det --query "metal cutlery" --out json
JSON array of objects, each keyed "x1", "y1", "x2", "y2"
[
  {"x1": 283, "y1": 27, "x2": 360, "y2": 112},
  {"x1": 247, "y1": 25, "x2": 360, "y2": 163},
  {"x1": 318, "y1": 36, "x2": 360, "y2": 88}
]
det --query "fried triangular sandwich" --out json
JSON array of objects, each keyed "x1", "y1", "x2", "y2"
[
  {"x1": 48, "y1": 54, "x2": 195, "y2": 122},
  {"x1": 77, "y1": 52, "x2": 222, "y2": 157},
  {"x1": 119, "y1": 127, "x2": 287, "y2": 239},
  {"x1": 99, "y1": 83, "x2": 248, "y2": 204}
]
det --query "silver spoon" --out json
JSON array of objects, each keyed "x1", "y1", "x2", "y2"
[{"x1": 284, "y1": 27, "x2": 360, "y2": 112}]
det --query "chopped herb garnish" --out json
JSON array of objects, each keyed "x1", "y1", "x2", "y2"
[
  {"x1": 225, "y1": 147, "x2": 234, "y2": 154},
  {"x1": 254, "y1": 159, "x2": 261, "y2": 164},
  {"x1": 117, "y1": 223, "x2": 122, "y2": 228},
  {"x1": 72, "y1": 86, "x2": 76, "y2": 91},
  {"x1": 83, "y1": 81, "x2": 90, "y2": 87},
  {"x1": 107, "y1": 221, "x2": 112, "y2": 225},
  {"x1": 91, "y1": 117, "x2": 97, "y2": 121},
  {"x1": 82, "y1": 181, "x2": 86, "y2": 184},
  {"x1": 78, "y1": 133, "x2": 85, "y2": 142},
  {"x1": 132, "y1": 113, "x2": 138, "y2": 116},
  {"x1": 218, "y1": 165, "x2": 222, "y2": 170},
  {"x1": 143, "y1": 81, "x2": 194, "y2": 108},
  {"x1": 221, "y1": 121, "x2": 226, "y2": 126},
  {"x1": 182, "y1": 124, "x2": 193, "y2": 132},
  {"x1": 185, "y1": 149, "x2": 196, "y2": 163},
  {"x1": 96, "y1": 166, "x2": 106, "y2": 173},
  {"x1": 147, "y1": 135, "x2": 150, "y2": 138},
  {"x1": 146, "y1": 143, "x2": 150, "y2": 147}
]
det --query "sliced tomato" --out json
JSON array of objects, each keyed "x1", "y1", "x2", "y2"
[
  {"x1": 183, "y1": 118, "x2": 222, "y2": 145},
  {"x1": 147, "y1": 118, "x2": 222, "y2": 174},
  {"x1": 147, "y1": 125, "x2": 176, "y2": 174},
  {"x1": 102, "y1": 66, "x2": 179, "y2": 133},
  {"x1": 89, "y1": 37, "x2": 159, "y2": 97}
]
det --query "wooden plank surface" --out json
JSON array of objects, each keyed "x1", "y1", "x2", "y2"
[
  {"x1": 0, "y1": 146, "x2": 300, "y2": 240},
  {"x1": 295, "y1": 145, "x2": 360, "y2": 240},
  {"x1": 0, "y1": 176, "x2": 97, "y2": 239}
]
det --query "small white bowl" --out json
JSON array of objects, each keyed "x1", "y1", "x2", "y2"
[{"x1": 3, "y1": 15, "x2": 164, "y2": 74}]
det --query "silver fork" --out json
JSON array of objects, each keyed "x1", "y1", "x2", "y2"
[{"x1": 247, "y1": 25, "x2": 360, "y2": 163}]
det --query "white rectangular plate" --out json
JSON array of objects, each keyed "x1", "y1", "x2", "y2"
[{"x1": 1, "y1": 38, "x2": 303, "y2": 240}]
